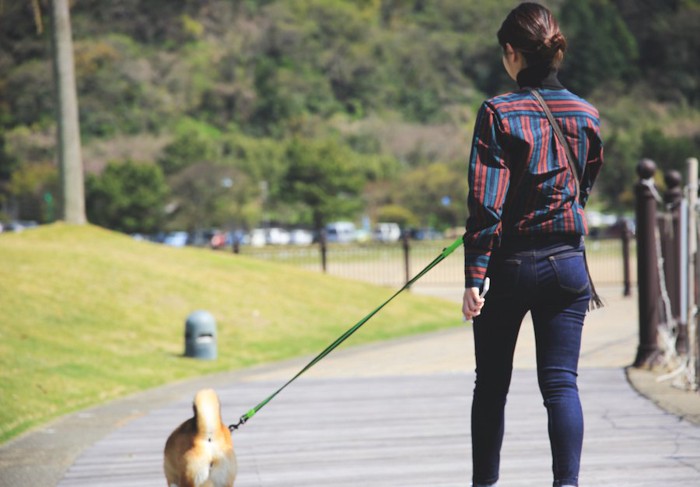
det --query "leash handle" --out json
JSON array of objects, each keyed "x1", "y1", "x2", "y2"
[
  {"x1": 480, "y1": 277, "x2": 490, "y2": 298},
  {"x1": 229, "y1": 237, "x2": 463, "y2": 431}
]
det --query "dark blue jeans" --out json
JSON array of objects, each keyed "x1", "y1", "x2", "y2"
[{"x1": 471, "y1": 236, "x2": 590, "y2": 487}]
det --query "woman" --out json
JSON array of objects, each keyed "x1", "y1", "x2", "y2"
[{"x1": 461, "y1": 3, "x2": 603, "y2": 487}]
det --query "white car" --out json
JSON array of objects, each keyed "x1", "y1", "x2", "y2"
[
  {"x1": 265, "y1": 227, "x2": 291, "y2": 245},
  {"x1": 289, "y1": 229, "x2": 314, "y2": 245},
  {"x1": 249, "y1": 229, "x2": 267, "y2": 247},
  {"x1": 325, "y1": 221, "x2": 356, "y2": 243},
  {"x1": 163, "y1": 231, "x2": 188, "y2": 247},
  {"x1": 374, "y1": 222, "x2": 401, "y2": 242}
]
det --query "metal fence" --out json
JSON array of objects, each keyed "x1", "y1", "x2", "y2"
[{"x1": 238, "y1": 235, "x2": 635, "y2": 290}]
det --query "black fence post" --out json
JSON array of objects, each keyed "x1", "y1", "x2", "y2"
[
  {"x1": 664, "y1": 170, "x2": 686, "y2": 354},
  {"x1": 634, "y1": 159, "x2": 662, "y2": 368},
  {"x1": 232, "y1": 234, "x2": 240, "y2": 254},
  {"x1": 319, "y1": 229, "x2": 327, "y2": 273},
  {"x1": 621, "y1": 224, "x2": 632, "y2": 297},
  {"x1": 402, "y1": 232, "x2": 411, "y2": 287}
]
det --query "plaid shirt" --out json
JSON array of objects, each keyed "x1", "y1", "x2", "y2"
[{"x1": 463, "y1": 73, "x2": 603, "y2": 289}]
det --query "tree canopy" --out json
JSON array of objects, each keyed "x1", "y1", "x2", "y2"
[{"x1": 1, "y1": 0, "x2": 699, "y2": 232}]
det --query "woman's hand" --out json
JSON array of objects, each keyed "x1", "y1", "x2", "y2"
[{"x1": 462, "y1": 287, "x2": 485, "y2": 321}]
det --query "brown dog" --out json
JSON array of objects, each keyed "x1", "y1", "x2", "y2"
[{"x1": 164, "y1": 389, "x2": 237, "y2": 487}]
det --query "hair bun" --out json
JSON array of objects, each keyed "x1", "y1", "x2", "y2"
[
  {"x1": 497, "y1": 3, "x2": 567, "y2": 68},
  {"x1": 548, "y1": 32, "x2": 566, "y2": 52}
]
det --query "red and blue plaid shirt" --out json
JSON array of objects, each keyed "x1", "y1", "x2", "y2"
[{"x1": 463, "y1": 72, "x2": 603, "y2": 289}]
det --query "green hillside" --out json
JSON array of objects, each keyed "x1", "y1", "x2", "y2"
[
  {"x1": 2, "y1": 1, "x2": 699, "y2": 231},
  {"x1": 0, "y1": 224, "x2": 460, "y2": 443}
]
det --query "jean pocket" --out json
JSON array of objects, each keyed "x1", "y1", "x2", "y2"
[{"x1": 549, "y1": 252, "x2": 590, "y2": 294}]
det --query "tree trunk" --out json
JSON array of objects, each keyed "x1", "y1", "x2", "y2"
[{"x1": 50, "y1": 0, "x2": 85, "y2": 224}]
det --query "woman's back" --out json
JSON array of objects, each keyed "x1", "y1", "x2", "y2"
[
  {"x1": 479, "y1": 85, "x2": 602, "y2": 236},
  {"x1": 467, "y1": 74, "x2": 603, "y2": 250}
]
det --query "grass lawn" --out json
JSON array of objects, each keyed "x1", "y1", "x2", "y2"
[{"x1": 0, "y1": 224, "x2": 461, "y2": 444}]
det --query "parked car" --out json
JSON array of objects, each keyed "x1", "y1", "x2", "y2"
[
  {"x1": 5, "y1": 220, "x2": 38, "y2": 232},
  {"x1": 265, "y1": 227, "x2": 291, "y2": 245},
  {"x1": 163, "y1": 231, "x2": 189, "y2": 247},
  {"x1": 408, "y1": 227, "x2": 443, "y2": 241},
  {"x1": 209, "y1": 231, "x2": 229, "y2": 249},
  {"x1": 586, "y1": 210, "x2": 621, "y2": 238},
  {"x1": 373, "y1": 222, "x2": 401, "y2": 242},
  {"x1": 289, "y1": 228, "x2": 314, "y2": 245},
  {"x1": 325, "y1": 221, "x2": 356, "y2": 243},
  {"x1": 249, "y1": 228, "x2": 267, "y2": 247}
]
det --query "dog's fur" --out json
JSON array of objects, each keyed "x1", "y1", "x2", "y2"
[{"x1": 164, "y1": 389, "x2": 237, "y2": 487}]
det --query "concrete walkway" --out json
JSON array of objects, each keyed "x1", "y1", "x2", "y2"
[{"x1": 1, "y1": 286, "x2": 699, "y2": 486}]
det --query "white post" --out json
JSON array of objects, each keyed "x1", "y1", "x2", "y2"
[
  {"x1": 687, "y1": 157, "x2": 698, "y2": 389},
  {"x1": 680, "y1": 198, "x2": 688, "y2": 328}
]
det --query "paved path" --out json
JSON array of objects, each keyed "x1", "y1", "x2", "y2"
[{"x1": 1, "y1": 286, "x2": 699, "y2": 486}]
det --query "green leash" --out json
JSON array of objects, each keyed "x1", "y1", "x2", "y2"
[{"x1": 228, "y1": 237, "x2": 463, "y2": 432}]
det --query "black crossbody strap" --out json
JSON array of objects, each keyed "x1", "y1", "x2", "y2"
[
  {"x1": 528, "y1": 88, "x2": 581, "y2": 202},
  {"x1": 527, "y1": 88, "x2": 603, "y2": 310}
]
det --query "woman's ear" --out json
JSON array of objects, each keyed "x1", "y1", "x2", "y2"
[
  {"x1": 502, "y1": 42, "x2": 524, "y2": 80},
  {"x1": 503, "y1": 43, "x2": 518, "y2": 63}
]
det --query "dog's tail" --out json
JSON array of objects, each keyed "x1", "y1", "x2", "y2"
[{"x1": 194, "y1": 388, "x2": 223, "y2": 432}]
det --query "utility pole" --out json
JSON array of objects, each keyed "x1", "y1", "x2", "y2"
[{"x1": 50, "y1": 0, "x2": 86, "y2": 224}]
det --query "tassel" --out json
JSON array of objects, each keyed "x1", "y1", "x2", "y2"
[
  {"x1": 589, "y1": 286, "x2": 605, "y2": 310},
  {"x1": 584, "y1": 249, "x2": 604, "y2": 310}
]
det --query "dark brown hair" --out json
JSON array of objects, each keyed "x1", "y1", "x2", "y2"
[{"x1": 497, "y1": 2, "x2": 567, "y2": 69}]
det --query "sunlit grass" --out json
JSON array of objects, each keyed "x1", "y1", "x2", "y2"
[{"x1": 0, "y1": 224, "x2": 461, "y2": 444}]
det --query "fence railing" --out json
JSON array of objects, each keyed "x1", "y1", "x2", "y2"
[
  {"x1": 634, "y1": 157, "x2": 699, "y2": 392},
  {"x1": 236, "y1": 234, "x2": 635, "y2": 290}
]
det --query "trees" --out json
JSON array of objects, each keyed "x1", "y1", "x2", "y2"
[
  {"x1": 393, "y1": 162, "x2": 466, "y2": 230},
  {"x1": 614, "y1": 0, "x2": 700, "y2": 104},
  {"x1": 86, "y1": 160, "x2": 168, "y2": 234},
  {"x1": 559, "y1": 0, "x2": 638, "y2": 97},
  {"x1": 166, "y1": 163, "x2": 259, "y2": 233},
  {"x1": 157, "y1": 119, "x2": 222, "y2": 176},
  {"x1": 1, "y1": 0, "x2": 698, "y2": 228},
  {"x1": 281, "y1": 137, "x2": 365, "y2": 230}
]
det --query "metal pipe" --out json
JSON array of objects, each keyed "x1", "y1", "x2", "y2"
[
  {"x1": 679, "y1": 198, "x2": 689, "y2": 353},
  {"x1": 686, "y1": 158, "x2": 698, "y2": 388},
  {"x1": 664, "y1": 170, "x2": 685, "y2": 353}
]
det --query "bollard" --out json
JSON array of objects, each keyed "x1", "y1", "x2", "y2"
[
  {"x1": 634, "y1": 159, "x2": 662, "y2": 368},
  {"x1": 184, "y1": 310, "x2": 217, "y2": 360},
  {"x1": 664, "y1": 170, "x2": 686, "y2": 354}
]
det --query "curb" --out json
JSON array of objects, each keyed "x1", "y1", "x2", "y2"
[{"x1": 625, "y1": 366, "x2": 700, "y2": 425}]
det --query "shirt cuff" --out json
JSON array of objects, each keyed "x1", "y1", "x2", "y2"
[{"x1": 464, "y1": 249, "x2": 490, "y2": 289}]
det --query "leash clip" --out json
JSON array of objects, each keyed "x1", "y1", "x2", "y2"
[{"x1": 228, "y1": 415, "x2": 249, "y2": 432}]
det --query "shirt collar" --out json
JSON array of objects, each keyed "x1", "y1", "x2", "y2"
[{"x1": 516, "y1": 67, "x2": 565, "y2": 90}]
